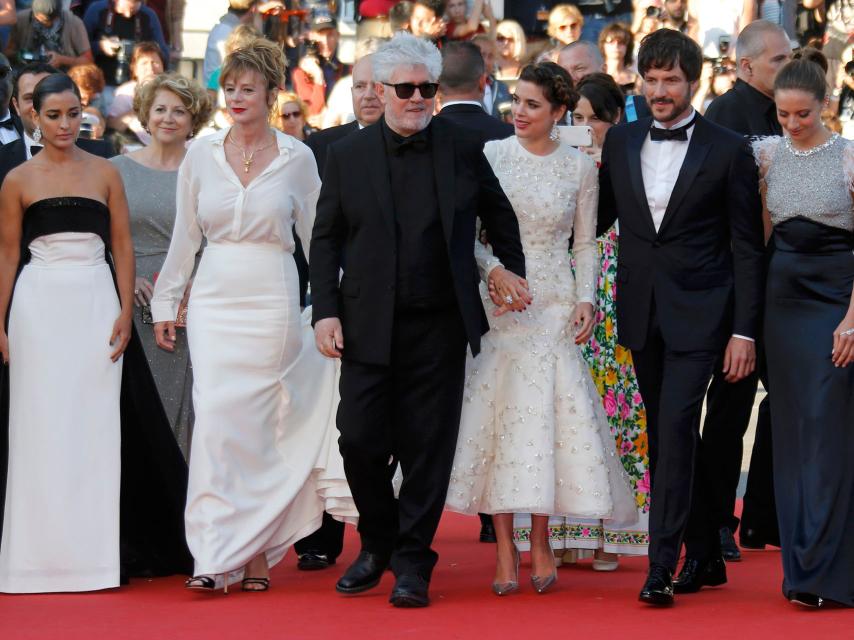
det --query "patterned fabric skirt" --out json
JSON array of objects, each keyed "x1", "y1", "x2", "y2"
[{"x1": 514, "y1": 228, "x2": 650, "y2": 556}]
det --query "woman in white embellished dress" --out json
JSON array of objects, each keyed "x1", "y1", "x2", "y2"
[
  {"x1": 446, "y1": 62, "x2": 636, "y2": 595},
  {"x1": 151, "y1": 40, "x2": 356, "y2": 593}
]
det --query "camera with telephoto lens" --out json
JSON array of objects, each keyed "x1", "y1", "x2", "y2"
[
  {"x1": 705, "y1": 35, "x2": 732, "y2": 75},
  {"x1": 18, "y1": 48, "x2": 50, "y2": 65},
  {"x1": 114, "y1": 39, "x2": 136, "y2": 85}
]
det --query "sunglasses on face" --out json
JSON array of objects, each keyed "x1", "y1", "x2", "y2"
[
  {"x1": 383, "y1": 82, "x2": 439, "y2": 100},
  {"x1": 558, "y1": 23, "x2": 579, "y2": 30},
  {"x1": 279, "y1": 111, "x2": 302, "y2": 119},
  {"x1": 497, "y1": 35, "x2": 515, "y2": 43}
]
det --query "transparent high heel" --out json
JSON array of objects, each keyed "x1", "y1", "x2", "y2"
[{"x1": 492, "y1": 545, "x2": 521, "y2": 596}]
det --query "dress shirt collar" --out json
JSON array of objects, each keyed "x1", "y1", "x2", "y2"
[
  {"x1": 441, "y1": 100, "x2": 486, "y2": 110},
  {"x1": 23, "y1": 130, "x2": 41, "y2": 159},
  {"x1": 652, "y1": 108, "x2": 696, "y2": 131}
]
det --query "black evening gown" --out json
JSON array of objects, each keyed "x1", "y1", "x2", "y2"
[
  {"x1": 765, "y1": 217, "x2": 854, "y2": 606},
  {"x1": 0, "y1": 198, "x2": 193, "y2": 581}
]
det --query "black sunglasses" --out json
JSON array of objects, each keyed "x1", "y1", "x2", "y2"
[{"x1": 382, "y1": 82, "x2": 439, "y2": 100}]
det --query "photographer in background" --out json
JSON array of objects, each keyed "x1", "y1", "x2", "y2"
[
  {"x1": 634, "y1": 1, "x2": 699, "y2": 44},
  {"x1": 105, "y1": 40, "x2": 164, "y2": 146},
  {"x1": 6, "y1": 0, "x2": 93, "y2": 70},
  {"x1": 83, "y1": 0, "x2": 168, "y2": 97},
  {"x1": 292, "y1": 12, "x2": 348, "y2": 128}
]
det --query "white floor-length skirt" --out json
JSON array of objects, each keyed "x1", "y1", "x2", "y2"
[
  {"x1": 0, "y1": 233, "x2": 122, "y2": 593},
  {"x1": 186, "y1": 243, "x2": 355, "y2": 581}
]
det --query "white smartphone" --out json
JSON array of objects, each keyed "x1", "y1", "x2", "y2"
[{"x1": 558, "y1": 125, "x2": 593, "y2": 147}]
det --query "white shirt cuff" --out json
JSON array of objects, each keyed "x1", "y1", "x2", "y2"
[{"x1": 732, "y1": 334, "x2": 755, "y2": 343}]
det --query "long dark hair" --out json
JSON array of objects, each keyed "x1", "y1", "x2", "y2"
[{"x1": 32, "y1": 72, "x2": 81, "y2": 112}]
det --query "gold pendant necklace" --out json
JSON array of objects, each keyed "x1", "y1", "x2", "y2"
[{"x1": 227, "y1": 129, "x2": 276, "y2": 173}]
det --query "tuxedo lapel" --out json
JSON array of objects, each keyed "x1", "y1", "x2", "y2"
[
  {"x1": 365, "y1": 124, "x2": 397, "y2": 237},
  {"x1": 431, "y1": 120, "x2": 455, "y2": 246},
  {"x1": 656, "y1": 118, "x2": 711, "y2": 236},
  {"x1": 626, "y1": 120, "x2": 656, "y2": 236}
]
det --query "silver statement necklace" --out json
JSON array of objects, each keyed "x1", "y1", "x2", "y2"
[{"x1": 784, "y1": 132, "x2": 839, "y2": 158}]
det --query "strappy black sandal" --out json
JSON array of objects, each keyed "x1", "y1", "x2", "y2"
[
  {"x1": 241, "y1": 577, "x2": 270, "y2": 592},
  {"x1": 185, "y1": 575, "x2": 230, "y2": 594}
]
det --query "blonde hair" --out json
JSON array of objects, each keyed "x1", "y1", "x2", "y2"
[
  {"x1": 225, "y1": 24, "x2": 261, "y2": 55},
  {"x1": 496, "y1": 19, "x2": 527, "y2": 62},
  {"x1": 134, "y1": 73, "x2": 213, "y2": 137},
  {"x1": 270, "y1": 90, "x2": 308, "y2": 129},
  {"x1": 220, "y1": 37, "x2": 286, "y2": 92},
  {"x1": 547, "y1": 4, "x2": 583, "y2": 40}
]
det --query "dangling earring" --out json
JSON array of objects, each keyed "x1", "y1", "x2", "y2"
[
  {"x1": 32, "y1": 126, "x2": 42, "y2": 143},
  {"x1": 549, "y1": 120, "x2": 560, "y2": 142}
]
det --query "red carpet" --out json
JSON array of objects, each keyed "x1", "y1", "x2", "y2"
[{"x1": 0, "y1": 512, "x2": 849, "y2": 639}]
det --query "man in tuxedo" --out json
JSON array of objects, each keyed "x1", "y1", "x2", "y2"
[
  {"x1": 292, "y1": 53, "x2": 384, "y2": 572},
  {"x1": 0, "y1": 54, "x2": 20, "y2": 146},
  {"x1": 597, "y1": 29, "x2": 765, "y2": 606},
  {"x1": 699, "y1": 20, "x2": 791, "y2": 561},
  {"x1": 0, "y1": 63, "x2": 115, "y2": 186},
  {"x1": 310, "y1": 33, "x2": 526, "y2": 608}
]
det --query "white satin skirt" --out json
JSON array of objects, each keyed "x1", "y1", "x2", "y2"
[
  {"x1": 0, "y1": 233, "x2": 122, "y2": 593},
  {"x1": 185, "y1": 243, "x2": 355, "y2": 581}
]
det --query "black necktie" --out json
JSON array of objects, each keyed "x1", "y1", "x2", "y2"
[
  {"x1": 0, "y1": 118, "x2": 15, "y2": 131},
  {"x1": 30, "y1": 145, "x2": 42, "y2": 156},
  {"x1": 649, "y1": 115, "x2": 697, "y2": 142}
]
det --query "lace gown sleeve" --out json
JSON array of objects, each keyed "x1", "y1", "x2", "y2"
[
  {"x1": 573, "y1": 153, "x2": 599, "y2": 305},
  {"x1": 150, "y1": 152, "x2": 203, "y2": 323},
  {"x1": 474, "y1": 139, "x2": 506, "y2": 281},
  {"x1": 751, "y1": 135, "x2": 781, "y2": 186}
]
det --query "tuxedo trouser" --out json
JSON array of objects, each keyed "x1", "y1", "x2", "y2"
[
  {"x1": 337, "y1": 306, "x2": 467, "y2": 580},
  {"x1": 630, "y1": 303, "x2": 720, "y2": 570}
]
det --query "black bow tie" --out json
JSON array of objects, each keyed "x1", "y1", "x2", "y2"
[
  {"x1": 649, "y1": 115, "x2": 697, "y2": 142},
  {"x1": 386, "y1": 130, "x2": 429, "y2": 156},
  {"x1": 0, "y1": 118, "x2": 15, "y2": 131}
]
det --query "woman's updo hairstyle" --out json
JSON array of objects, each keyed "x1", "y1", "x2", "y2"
[
  {"x1": 518, "y1": 61, "x2": 578, "y2": 112},
  {"x1": 220, "y1": 36, "x2": 286, "y2": 93},
  {"x1": 576, "y1": 72, "x2": 624, "y2": 124},
  {"x1": 774, "y1": 47, "x2": 829, "y2": 102},
  {"x1": 33, "y1": 73, "x2": 82, "y2": 113}
]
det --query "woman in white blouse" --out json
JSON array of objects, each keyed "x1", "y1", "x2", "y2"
[{"x1": 151, "y1": 38, "x2": 355, "y2": 593}]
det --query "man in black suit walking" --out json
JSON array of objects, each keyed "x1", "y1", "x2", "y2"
[
  {"x1": 597, "y1": 29, "x2": 765, "y2": 606},
  {"x1": 310, "y1": 33, "x2": 527, "y2": 608},
  {"x1": 292, "y1": 52, "x2": 384, "y2": 573},
  {"x1": 0, "y1": 63, "x2": 115, "y2": 186}
]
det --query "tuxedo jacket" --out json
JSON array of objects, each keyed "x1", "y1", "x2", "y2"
[
  {"x1": 310, "y1": 117, "x2": 526, "y2": 366},
  {"x1": 0, "y1": 136, "x2": 116, "y2": 186},
  {"x1": 597, "y1": 114, "x2": 765, "y2": 353},
  {"x1": 305, "y1": 119, "x2": 360, "y2": 178},
  {"x1": 436, "y1": 103, "x2": 513, "y2": 144}
]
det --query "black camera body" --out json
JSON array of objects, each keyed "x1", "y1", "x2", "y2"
[
  {"x1": 114, "y1": 39, "x2": 136, "y2": 85},
  {"x1": 18, "y1": 49, "x2": 50, "y2": 65}
]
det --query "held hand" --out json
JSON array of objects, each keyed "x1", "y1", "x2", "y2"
[
  {"x1": 314, "y1": 317, "x2": 344, "y2": 359},
  {"x1": 0, "y1": 330, "x2": 8, "y2": 365},
  {"x1": 153, "y1": 321, "x2": 177, "y2": 352},
  {"x1": 571, "y1": 302, "x2": 595, "y2": 345},
  {"x1": 109, "y1": 313, "x2": 132, "y2": 362},
  {"x1": 831, "y1": 317, "x2": 854, "y2": 367},
  {"x1": 722, "y1": 336, "x2": 756, "y2": 383},
  {"x1": 487, "y1": 266, "x2": 532, "y2": 316},
  {"x1": 134, "y1": 276, "x2": 155, "y2": 307}
]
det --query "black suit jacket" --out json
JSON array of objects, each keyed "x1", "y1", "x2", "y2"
[
  {"x1": 704, "y1": 79, "x2": 782, "y2": 138},
  {"x1": 305, "y1": 119, "x2": 360, "y2": 178},
  {"x1": 597, "y1": 114, "x2": 765, "y2": 353},
  {"x1": 310, "y1": 117, "x2": 526, "y2": 365},
  {"x1": 0, "y1": 136, "x2": 116, "y2": 186},
  {"x1": 436, "y1": 103, "x2": 513, "y2": 143}
]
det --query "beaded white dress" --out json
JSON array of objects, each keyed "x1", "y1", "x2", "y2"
[{"x1": 446, "y1": 137, "x2": 636, "y2": 526}]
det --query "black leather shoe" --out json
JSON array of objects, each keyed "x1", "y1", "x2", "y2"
[
  {"x1": 297, "y1": 550, "x2": 334, "y2": 571},
  {"x1": 719, "y1": 527, "x2": 741, "y2": 562},
  {"x1": 389, "y1": 574, "x2": 430, "y2": 608},
  {"x1": 673, "y1": 556, "x2": 727, "y2": 594},
  {"x1": 739, "y1": 526, "x2": 781, "y2": 550},
  {"x1": 638, "y1": 565, "x2": 674, "y2": 606},
  {"x1": 789, "y1": 592, "x2": 824, "y2": 608},
  {"x1": 479, "y1": 521, "x2": 497, "y2": 543},
  {"x1": 335, "y1": 550, "x2": 389, "y2": 594}
]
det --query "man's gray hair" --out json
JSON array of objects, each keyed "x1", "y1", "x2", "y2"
[
  {"x1": 736, "y1": 20, "x2": 788, "y2": 61},
  {"x1": 561, "y1": 40, "x2": 604, "y2": 67},
  {"x1": 371, "y1": 32, "x2": 443, "y2": 84}
]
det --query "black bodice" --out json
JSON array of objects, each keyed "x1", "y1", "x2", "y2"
[{"x1": 21, "y1": 197, "x2": 111, "y2": 264}]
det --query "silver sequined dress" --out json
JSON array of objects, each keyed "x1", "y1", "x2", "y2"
[
  {"x1": 446, "y1": 137, "x2": 636, "y2": 524},
  {"x1": 112, "y1": 155, "x2": 194, "y2": 456}
]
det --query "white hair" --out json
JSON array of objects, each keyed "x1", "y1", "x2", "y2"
[{"x1": 371, "y1": 32, "x2": 443, "y2": 84}]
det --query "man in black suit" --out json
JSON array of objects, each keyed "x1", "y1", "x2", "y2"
[
  {"x1": 699, "y1": 20, "x2": 791, "y2": 561},
  {"x1": 292, "y1": 52, "x2": 384, "y2": 573},
  {"x1": 310, "y1": 33, "x2": 526, "y2": 608},
  {"x1": 0, "y1": 63, "x2": 115, "y2": 186},
  {"x1": 597, "y1": 29, "x2": 765, "y2": 606},
  {"x1": 437, "y1": 41, "x2": 513, "y2": 143},
  {"x1": 0, "y1": 54, "x2": 20, "y2": 146}
]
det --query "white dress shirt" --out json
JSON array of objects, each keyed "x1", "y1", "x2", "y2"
[
  {"x1": 0, "y1": 114, "x2": 19, "y2": 146},
  {"x1": 23, "y1": 131, "x2": 41, "y2": 160},
  {"x1": 442, "y1": 99, "x2": 487, "y2": 110},
  {"x1": 641, "y1": 108, "x2": 695, "y2": 233}
]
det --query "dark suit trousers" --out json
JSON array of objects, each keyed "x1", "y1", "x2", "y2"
[
  {"x1": 293, "y1": 513, "x2": 345, "y2": 559},
  {"x1": 337, "y1": 305, "x2": 467, "y2": 580},
  {"x1": 630, "y1": 303, "x2": 720, "y2": 570}
]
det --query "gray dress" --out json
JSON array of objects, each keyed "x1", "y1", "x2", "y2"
[{"x1": 112, "y1": 154, "x2": 194, "y2": 456}]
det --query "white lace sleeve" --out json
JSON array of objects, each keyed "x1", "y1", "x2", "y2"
[
  {"x1": 751, "y1": 136, "x2": 781, "y2": 186},
  {"x1": 474, "y1": 138, "x2": 506, "y2": 280},
  {"x1": 573, "y1": 153, "x2": 598, "y2": 305}
]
